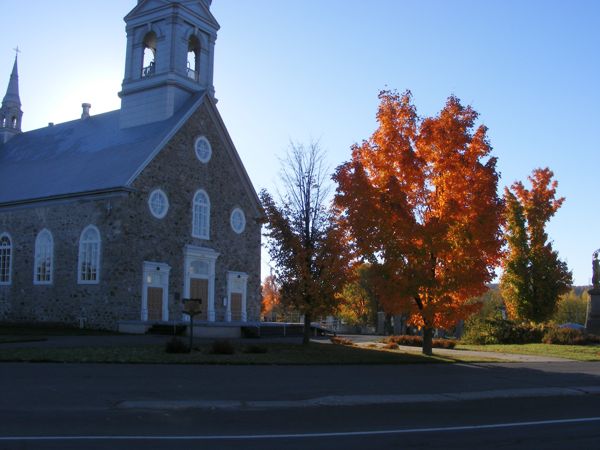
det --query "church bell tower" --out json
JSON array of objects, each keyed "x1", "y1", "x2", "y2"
[
  {"x1": 0, "y1": 54, "x2": 23, "y2": 144},
  {"x1": 119, "y1": 0, "x2": 219, "y2": 129}
]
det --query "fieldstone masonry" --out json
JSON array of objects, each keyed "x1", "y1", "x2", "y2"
[
  {"x1": 0, "y1": 103, "x2": 261, "y2": 330},
  {"x1": 0, "y1": 1, "x2": 261, "y2": 331}
]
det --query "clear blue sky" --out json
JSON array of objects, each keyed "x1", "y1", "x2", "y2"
[{"x1": 1, "y1": 1, "x2": 598, "y2": 285}]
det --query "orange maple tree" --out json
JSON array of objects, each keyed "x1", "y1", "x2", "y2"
[
  {"x1": 334, "y1": 90, "x2": 503, "y2": 354},
  {"x1": 261, "y1": 274, "x2": 281, "y2": 319}
]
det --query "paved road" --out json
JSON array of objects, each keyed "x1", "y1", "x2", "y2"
[{"x1": 0, "y1": 361, "x2": 599, "y2": 449}]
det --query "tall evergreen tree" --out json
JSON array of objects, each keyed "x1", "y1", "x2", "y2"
[{"x1": 500, "y1": 168, "x2": 572, "y2": 322}]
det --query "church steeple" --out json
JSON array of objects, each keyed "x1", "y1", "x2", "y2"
[
  {"x1": 0, "y1": 53, "x2": 23, "y2": 144},
  {"x1": 119, "y1": 0, "x2": 220, "y2": 129}
]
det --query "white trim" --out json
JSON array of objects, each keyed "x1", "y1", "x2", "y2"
[
  {"x1": 227, "y1": 271, "x2": 248, "y2": 322},
  {"x1": 183, "y1": 245, "x2": 219, "y2": 322},
  {"x1": 192, "y1": 189, "x2": 210, "y2": 239},
  {"x1": 194, "y1": 136, "x2": 212, "y2": 163},
  {"x1": 125, "y1": 95, "x2": 263, "y2": 221},
  {"x1": 230, "y1": 207, "x2": 246, "y2": 234},
  {"x1": 203, "y1": 96, "x2": 263, "y2": 218},
  {"x1": 0, "y1": 232, "x2": 13, "y2": 286},
  {"x1": 77, "y1": 225, "x2": 101, "y2": 285},
  {"x1": 148, "y1": 189, "x2": 169, "y2": 219},
  {"x1": 141, "y1": 261, "x2": 171, "y2": 321},
  {"x1": 125, "y1": 94, "x2": 206, "y2": 186},
  {"x1": 33, "y1": 229, "x2": 54, "y2": 285}
]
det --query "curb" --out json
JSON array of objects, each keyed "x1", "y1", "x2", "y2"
[{"x1": 118, "y1": 385, "x2": 600, "y2": 411}]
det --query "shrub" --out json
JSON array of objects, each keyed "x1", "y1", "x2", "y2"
[
  {"x1": 462, "y1": 318, "x2": 547, "y2": 345},
  {"x1": 383, "y1": 342, "x2": 399, "y2": 350},
  {"x1": 241, "y1": 326, "x2": 260, "y2": 338},
  {"x1": 210, "y1": 339, "x2": 236, "y2": 355},
  {"x1": 330, "y1": 336, "x2": 354, "y2": 346},
  {"x1": 243, "y1": 344, "x2": 268, "y2": 354},
  {"x1": 542, "y1": 327, "x2": 587, "y2": 345},
  {"x1": 165, "y1": 337, "x2": 189, "y2": 354},
  {"x1": 383, "y1": 335, "x2": 457, "y2": 349}
]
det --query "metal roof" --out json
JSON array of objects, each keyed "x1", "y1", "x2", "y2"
[{"x1": 0, "y1": 93, "x2": 204, "y2": 205}]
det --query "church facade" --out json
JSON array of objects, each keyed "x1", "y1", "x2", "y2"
[{"x1": 0, "y1": 0, "x2": 262, "y2": 332}]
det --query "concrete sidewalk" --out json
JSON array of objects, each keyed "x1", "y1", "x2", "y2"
[
  {"x1": 337, "y1": 334, "x2": 574, "y2": 362},
  {"x1": 1, "y1": 361, "x2": 599, "y2": 412}
]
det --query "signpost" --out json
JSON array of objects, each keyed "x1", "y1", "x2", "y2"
[{"x1": 182, "y1": 298, "x2": 203, "y2": 351}]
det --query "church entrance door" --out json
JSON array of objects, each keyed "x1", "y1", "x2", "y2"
[
  {"x1": 189, "y1": 278, "x2": 209, "y2": 321},
  {"x1": 183, "y1": 246, "x2": 219, "y2": 322},
  {"x1": 147, "y1": 287, "x2": 164, "y2": 321},
  {"x1": 142, "y1": 262, "x2": 171, "y2": 322}
]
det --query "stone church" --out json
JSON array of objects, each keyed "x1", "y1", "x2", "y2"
[{"x1": 0, "y1": 0, "x2": 262, "y2": 333}]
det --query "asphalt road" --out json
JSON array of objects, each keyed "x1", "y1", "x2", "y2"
[{"x1": 1, "y1": 362, "x2": 599, "y2": 449}]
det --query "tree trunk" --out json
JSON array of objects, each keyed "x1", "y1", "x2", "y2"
[
  {"x1": 303, "y1": 313, "x2": 312, "y2": 345},
  {"x1": 422, "y1": 327, "x2": 433, "y2": 356}
]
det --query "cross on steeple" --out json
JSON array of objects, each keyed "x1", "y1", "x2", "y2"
[{"x1": 13, "y1": 46, "x2": 20, "y2": 56}]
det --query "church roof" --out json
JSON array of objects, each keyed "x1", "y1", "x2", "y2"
[
  {"x1": 2, "y1": 56, "x2": 21, "y2": 108},
  {"x1": 0, "y1": 93, "x2": 205, "y2": 205}
]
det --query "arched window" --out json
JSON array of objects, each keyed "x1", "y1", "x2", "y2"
[
  {"x1": 78, "y1": 225, "x2": 101, "y2": 284},
  {"x1": 0, "y1": 233, "x2": 12, "y2": 285},
  {"x1": 1, "y1": 117, "x2": 6, "y2": 128},
  {"x1": 11, "y1": 117, "x2": 17, "y2": 128},
  {"x1": 34, "y1": 229, "x2": 53, "y2": 285},
  {"x1": 192, "y1": 190, "x2": 210, "y2": 239},
  {"x1": 187, "y1": 35, "x2": 200, "y2": 81},
  {"x1": 141, "y1": 32, "x2": 157, "y2": 78}
]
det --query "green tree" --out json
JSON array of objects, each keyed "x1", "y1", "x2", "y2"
[
  {"x1": 552, "y1": 289, "x2": 589, "y2": 325},
  {"x1": 261, "y1": 142, "x2": 349, "y2": 344},
  {"x1": 500, "y1": 168, "x2": 572, "y2": 322},
  {"x1": 337, "y1": 264, "x2": 379, "y2": 328}
]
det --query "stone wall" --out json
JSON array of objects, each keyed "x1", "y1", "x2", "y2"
[{"x1": 0, "y1": 100, "x2": 261, "y2": 329}]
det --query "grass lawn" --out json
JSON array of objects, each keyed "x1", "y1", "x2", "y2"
[
  {"x1": 457, "y1": 343, "x2": 600, "y2": 361},
  {"x1": 0, "y1": 325, "x2": 118, "y2": 337},
  {"x1": 0, "y1": 336, "x2": 47, "y2": 344},
  {"x1": 0, "y1": 342, "x2": 505, "y2": 365}
]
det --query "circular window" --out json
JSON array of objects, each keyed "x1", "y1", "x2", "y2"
[
  {"x1": 148, "y1": 189, "x2": 169, "y2": 219},
  {"x1": 230, "y1": 208, "x2": 246, "y2": 234},
  {"x1": 194, "y1": 136, "x2": 212, "y2": 163}
]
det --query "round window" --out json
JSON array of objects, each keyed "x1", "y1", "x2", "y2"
[
  {"x1": 194, "y1": 136, "x2": 212, "y2": 163},
  {"x1": 230, "y1": 208, "x2": 246, "y2": 234},
  {"x1": 148, "y1": 189, "x2": 169, "y2": 219}
]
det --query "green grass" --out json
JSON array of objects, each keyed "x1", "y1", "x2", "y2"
[
  {"x1": 457, "y1": 343, "x2": 600, "y2": 361},
  {"x1": 0, "y1": 342, "x2": 504, "y2": 365},
  {"x1": 0, "y1": 325, "x2": 119, "y2": 337},
  {"x1": 0, "y1": 336, "x2": 48, "y2": 344}
]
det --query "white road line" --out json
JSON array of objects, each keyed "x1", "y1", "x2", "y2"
[{"x1": 2, "y1": 416, "x2": 600, "y2": 441}]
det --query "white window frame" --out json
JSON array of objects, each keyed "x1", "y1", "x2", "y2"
[
  {"x1": 148, "y1": 188, "x2": 169, "y2": 219},
  {"x1": 77, "y1": 225, "x2": 101, "y2": 285},
  {"x1": 230, "y1": 207, "x2": 246, "y2": 234},
  {"x1": 192, "y1": 189, "x2": 210, "y2": 240},
  {"x1": 0, "y1": 233, "x2": 12, "y2": 286},
  {"x1": 194, "y1": 136, "x2": 212, "y2": 163},
  {"x1": 33, "y1": 229, "x2": 54, "y2": 285}
]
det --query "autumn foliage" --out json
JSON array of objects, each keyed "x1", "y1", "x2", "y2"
[
  {"x1": 334, "y1": 91, "x2": 503, "y2": 354},
  {"x1": 500, "y1": 168, "x2": 572, "y2": 322},
  {"x1": 261, "y1": 274, "x2": 281, "y2": 318}
]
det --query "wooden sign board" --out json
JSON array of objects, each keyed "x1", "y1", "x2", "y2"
[{"x1": 183, "y1": 298, "x2": 203, "y2": 316}]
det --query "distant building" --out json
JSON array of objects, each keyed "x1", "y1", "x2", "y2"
[{"x1": 0, "y1": 0, "x2": 262, "y2": 333}]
